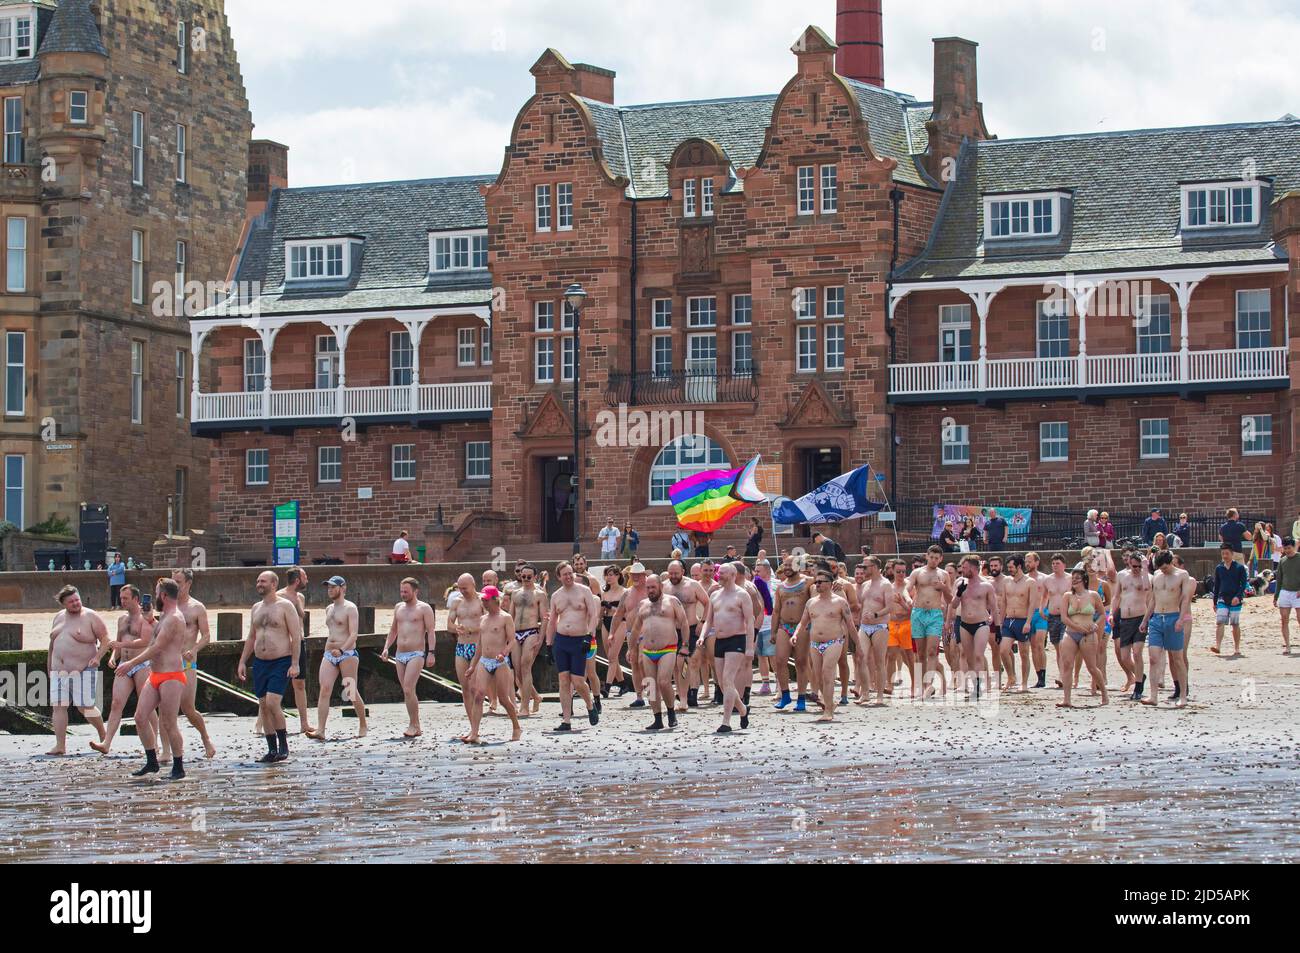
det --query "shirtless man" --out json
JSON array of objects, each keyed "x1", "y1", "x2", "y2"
[
  {"x1": 1110, "y1": 550, "x2": 1150, "y2": 700},
  {"x1": 117, "y1": 579, "x2": 188, "y2": 778},
  {"x1": 830, "y1": 560, "x2": 860, "y2": 705},
  {"x1": 308, "y1": 575, "x2": 366, "y2": 740},
  {"x1": 277, "y1": 567, "x2": 316, "y2": 736},
  {"x1": 855, "y1": 557, "x2": 892, "y2": 706},
  {"x1": 546, "y1": 563, "x2": 600, "y2": 731},
  {"x1": 734, "y1": 561, "x2": 766, "y2": 711},
  {"x1": 1023, "y1": 552, "x2": 1050, "y2": 688},
  {"x1": 886, "y1": 560, "x2": 917, "y2": 697},
  {"x1": 92, "y1": 584, "x2": 159, "y2": 754},
  {"x1": 999, "y1": 557, "x2": 1035, "y2": 692},
  {"x1": 907, "y1": 546, "x2": 953, "y2": 699},
  {"x1": 792, "y1": 570, "x2": 856, "y2": 722},
  {"x1": 985, "y1": 556, "x2": 1014, "y2": 690},
  {"x1": 46, "y1": 586, "x2": 108, "y2": 756},
  {"x1": 462, "y1": 586, "x2": 522, "y2": 744},
  {"x1": 662, "y1": 560, "x2": 709, "y2": 710},
  {"x1": 238, "y1": 571, "x2": 302, "y2": 761},
  {"x1": 630, "y1": 575, "x2": 688, "y2": 731},
  {"x1": 1040, "y1": 554, "x2": 1075, "y2": 690},
  {"x1": 508, "y1": 564, "x2": 548, "y2": 717},
  {"x1": 607, "y1": 564, "x2": 650, "y2": 709},
  {"x1": 699, "y1": 563, "x2": 755, "y2": 732},
  {"x1": 952, "y1": 556, "x2": 1000, "y2": 697},
  {"x1": 773, "y1": 564, "x2": 813, "y2": 711},
  {"x1": 381, "y1": 577, "x2": 438, "y2": 738},
  {"x1": 1141, "y1": 551, "x2": 1194, "y2": 708},
  {"x1": 170, "y1": 569, "x2": 217, "y2": 758}
]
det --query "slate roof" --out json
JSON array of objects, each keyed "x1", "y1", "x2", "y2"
[
  {"x1": 897, "y1": 118, "x2": 1300, "y2": 281},
  {"x1": 37, "y1": 0, "x2": 105, "y2": 57},
  {"x1": 580, "y1": 79, "x2": 934, "y2": 196},
  {"x1": 203, "y1": 175, "x2": 496, "y2": 319}
]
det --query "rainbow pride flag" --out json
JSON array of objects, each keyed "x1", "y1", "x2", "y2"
[{"x1": 669, "y1": 455, "x2": 766, "y2": 534}]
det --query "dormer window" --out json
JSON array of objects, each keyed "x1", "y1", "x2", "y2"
[
  {"x1": 285, "y1": 239, "x2": 355, "y2": 281},
  {"x1": 1181, "y1": 181, "x2": 1260, "y2": 230},
  {"x1": 430, "y1": 229, "x2": 488, "y2": 272},
  {"x1": 984, "y1": 192, "x2": 1064, "y2": 240},
  {"x1": 0, "y1": 14, "x2": 33, "y2": 61}
]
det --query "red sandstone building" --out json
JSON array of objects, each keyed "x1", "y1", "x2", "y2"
[{"x1": 194, "y1": 3, "x2": 1300, "y2": 565}]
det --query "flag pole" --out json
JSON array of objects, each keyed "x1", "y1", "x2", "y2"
[
  {"x1": 863, "y1": 458, "x2": 901, "y2": 555},
  {"x1": 768, "y1": 497, "x2": 781, "y2": 563}
]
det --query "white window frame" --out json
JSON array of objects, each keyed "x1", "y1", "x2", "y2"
[
  {"x1": 130, "y1": 341, "x2": 144, "y2": 425},
  {"x1": 0, "y1": 15, "x2": 34, "y2": 61},
  {"x1": 4, "y1": 330, "x2": 23, "y2": 416},
  {"x1": 429, "y1": 229, "x2": 488, "y2": 273},
  {"x1": 561, "y1": 335, "x2": 575, "y2": 383},
  {"x1": 389, "y1": 331, "x2": 413, "y2": 386},
  {"x1": 1139, "y1": 418, "x2": 1170, "y2": 460},
  {"x1": 457, "y1": 327, "x2": 477, "y2": 367},
  {"x1": 820, "y1": 164, "x2": 839, "y2": 214},
  {"x1": 702, "y1": 177, "x2": 714, "y2": 216},
  {"x1": 941, "y1": 424, "x2": 971, "y2": 466},
  {"x1": 687, "y1": 296, "x2": 717, "y2": 329},
  {"x1": 6, "y1": 215, "x2": 25, "y2": 293},
  {"x1": 4, "y1": 453, "x2": 23, "y2": 530},
  {"x1": 175, "y1": 123, "x2": 187, "y2": 183},
  {"x1": 652, "y1": 334, "x2": 673, "y2": 378},
  {"x1": 1181, "y1": 181, "x2": 1260, "y2": 230},
  {"x1": 1241, "y1": 414, "x2": 1272, "y2": 457},
  {"x1": 175, "y1": 348, "x2": 186, "y2": 418},
  {"x1": 732, "y1": 330, "x2": 752, "y2": 375},
  {"x1": 285, "y1": 239, "x2": 352, "y2": 281},
  {"x1": 131, "y1": 229, "x2": 145, "y2": 304},
  {"x1": 174, "y1": 239, "x2": 187, "y2": 313},
  {"x1": 480, "y1": 327, "x2": 492, "y2": 366},
  {"x1": 392, "y1": 444, "x2": 417, "y2": 481},
  {"x1": 939, "y1": 303, "x2": 973, "y2": 363},
  {"x1": 131, "y1": 111, "x2": 145, "y2": 186},
  {"x1": 649, "y1": 434, "x2": 729, "y2": 506},
  {"x1": 465, "y1": 441, "x2": 491, "y2": 481},
  {"x1": 825, "y1": 286, "x2": 845, "y2": 320},
  {"x1": 69, "y1": 90, "x2": 89, "y2": 125},
  {"x1": 2, "y1": 96, "x2": 21, "y2": 164},
  {"x1": 557, "y1": 182, "x2": 573, "y2": 231},
  {"x1": 795, "y1": 287, "x2": 818, "y2": 320},
  {"x1": 796, "y1": 165, "x2": 816, "y2": 215},
  {"x1": 796, "y1": 326, "x2": 817, "y2": 373},
  {"x1": 245, "y1": 449, "x2": 269, "y2": 487},
  {"x1": 535, "y1": 337, "x2": 555, "y2": 384},
  {"x1": 731, "y1": 294, "x2": 752, "y2": 326},
  {"x1": 824, "y1": 322, "x2": 845, "y2": 371},
  {"x1": 317, "y1": 446, "x2": 343, "y2": 484},
  {"x1": 534, "y1": 300, "x2": 555, "y2": 333},
  {"x1": 535, "y1": 184, "x2": 552, "y2": 232},
  {"x1": 983, "y1": 192, "x2": 1065, "y2": 240},
  {"x1": 652, "y1": 298, "x2": 672, "y2": 329},
  {"x1": 1235, "y1": 289, "x2": 1271, "y2": 349},
  {"x1": 243, "y1": 338, "x2": 266, "y2": 392},
  {"x1": 683, "y1": 178, "x2": 697, "y2": 218},
  {"x1": 314, "y1": 335, "x2": 340, "y2": 390},
  {"x1": 1039, "y1": 421, "x2": 1069, "y2": 462},
  {"x1": 177, "y1": 19, "x2": 189, "y2": 75}
]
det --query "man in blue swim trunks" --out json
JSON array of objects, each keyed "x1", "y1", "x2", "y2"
[
  {"x1": 1140, "y1": 551, "x2": 1194, "y2": 708},
  {"x1": 906, "y1": 546, "x2": 953, "y2": 699},
  {"x1": 546, "y1": 563, "x2": 601, "y2": 732},
  {"x1": 1024, "y1": 552, "x2": 1050, "y2": 687},
  {"x1": 382, "y1": 577, "x2": 438, "y2": 738},
  {"x1": 308, "y1": 576, "x2": 366, "y2": 741},
  {"x1": 237, "y1": 571, "x2": 302, "y2": 763}
]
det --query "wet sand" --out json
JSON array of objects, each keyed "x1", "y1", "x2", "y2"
[{"x1": 2, "y1": 596, "x2": 1298, "y2": 863}]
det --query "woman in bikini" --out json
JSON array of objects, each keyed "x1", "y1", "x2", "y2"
[
  {"x1": 600, "y1": 566, "x2": 629, "y2": 697},
  {"x1": 1058, "y1": 570, "x2": 1109, "y2": 709}
]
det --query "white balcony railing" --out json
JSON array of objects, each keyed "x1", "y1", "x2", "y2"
[
  {"x1": 889, "y1": 347, "x2": 1288, "y2": 397},
  {"x1": 193, "y1": 382, "x2": 492, "y2": 424}
]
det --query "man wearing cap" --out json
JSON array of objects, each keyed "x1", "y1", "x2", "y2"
[
  {"x1": 1141, "y1": 508, "x2": 1168, "y2": 546},
  {"x1": 598, "y1": 518, "x2": 621, "y2": 560},
  {"x1": 608, "y1": 563, "x2": 652, "y2": 709},
  {"x1": 309, "y1": 576, "x2": 366, "y2": 740},
  {"x1": 463, "y1": 586, "x2": 522, "y2": 744}
]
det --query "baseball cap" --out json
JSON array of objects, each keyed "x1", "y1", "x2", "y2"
[
  {"x1": 324, "y1": 575, "x2": 346, "y2": 587},
  {"x1": 482, "y1": 585, "x2": 501, "y2": 600}
]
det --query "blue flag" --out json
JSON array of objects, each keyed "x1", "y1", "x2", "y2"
[{"x1": 771, "y1": 465, "x2": 884, "y2": 525}]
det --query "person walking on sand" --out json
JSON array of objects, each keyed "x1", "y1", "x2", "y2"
[
  {"x1": 381, "y1": 577, "x2": 438, "y2": 739},
  {"x1": 1274, "y1": 536, "x2": 1299, "y2": 655},
  {"x1": 1057, "y1": 570, "x2": 1109, "y2": 709},
  {"x1": 238, "y1": 572, "x2": 303, "y2": 762},
  {"x1": 1140, "y1": 551, "x2": 1194, "y2": 709},
  {"x1": 1210, "y1": 544, "x2": 1248, "y2": 657},
  {"x1": 92, "y1": 584, "x2": 160, "y2": 755},
  {"x1": 308, "y1": 576, "x2": 366, "y2": 741},
  {"x1": 462, "y1": 587, "x2": 522, "y2": 744},
  {"x1": 46, "y1": 585, "x2": 108, "y2": 756}
]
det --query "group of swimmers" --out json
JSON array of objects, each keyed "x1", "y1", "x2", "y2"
[{"x1": 41, "y1": 542, "x2": 1226, "y2": 773}]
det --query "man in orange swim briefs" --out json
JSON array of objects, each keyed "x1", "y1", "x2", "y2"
[
  {"x1": 886, "y1": 560, "x2": 916, "y2": 697},
  {"x1": 113, "y1": 579, "x2": 190, "y2": 779}
]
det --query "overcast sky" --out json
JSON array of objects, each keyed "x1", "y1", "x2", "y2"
[{"x1": 226, "y1": 0, "x2": 1300, "y2": 188}]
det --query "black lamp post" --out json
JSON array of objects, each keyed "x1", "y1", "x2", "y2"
[{"x1": 564, "y1": 282, "x2": 588, "y2": 556}]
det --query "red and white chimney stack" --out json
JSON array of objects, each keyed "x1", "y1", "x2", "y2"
[{"x1": 835, "y1": 0, "x2": 885, "y2": 88}]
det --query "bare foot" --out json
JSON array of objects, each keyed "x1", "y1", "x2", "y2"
[
  {"x1": 403, "y1": 728, "x2": 422, "y2": 739},
  {"x1": 45, "y1": 747, "x2": 66, "y2": 756},
  {"x1": 1140, "y1": 697, "x2": 1158, "y2": 707},
  {"x1": 307, "y1": 730, "x2": 326, "y2": 741},
  {"x1": 1055, "y1": 702, "x2": 1073, "y2": 709},
  {"x1": 356, "y1": 727, "x2": 367, "y2": 738},
  {"x1": 465, "y1": 734, "x2": 480, "y2": 744},
  {"x1": 815, "y1": 715, "x2": 834, "y2": 723},
  {"x1": 89, "y1": 741, "x2": 110, "y2": 754},
  {"x1": 203, "y1": 740, "x2": 217, "y2": 758},
  {"x1": 1100, "y1": 690, "x2": 1110, "y2": 705},
  {"x1": 511, "y1": 726, "x2": 522, "y2": 741}
]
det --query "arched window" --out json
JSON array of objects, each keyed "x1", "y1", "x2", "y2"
[{"x1": 649, "y1": 434, "x2": 729, "y2": 505}]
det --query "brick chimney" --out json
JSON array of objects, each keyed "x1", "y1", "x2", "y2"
[
  {"x1": 835, "y1": 0, "x2": 884, "y2": 88},
  {"x1": 248, "y1": 139, "x2": 289, "y2": 205},
  {"x1": 530, "y1": 50, "x2": 615, "y2": 104},
  {"x1": 923, "y1": 37, "x2": 991, "y2": 184}
]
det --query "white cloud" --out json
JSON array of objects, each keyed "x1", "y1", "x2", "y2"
[{"x1": 228, "y1": 0, "x2": 1300, "y2": 186}]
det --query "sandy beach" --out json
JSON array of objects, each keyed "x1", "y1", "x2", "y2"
[{"x1": 2, "y1": 593, "x2": 1298, "y2": 862}]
